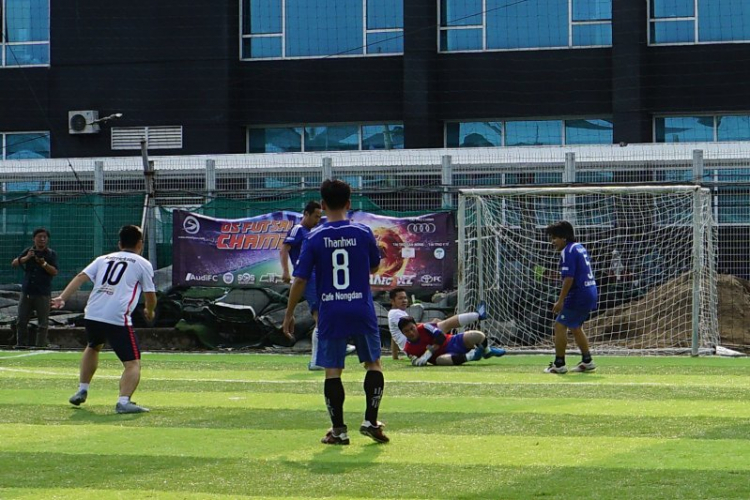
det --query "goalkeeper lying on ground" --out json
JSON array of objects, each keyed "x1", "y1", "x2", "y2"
[{"x1": 396, "y1": 313, "x2": 507, "y2": 366}]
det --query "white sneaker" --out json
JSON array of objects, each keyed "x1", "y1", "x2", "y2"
[
  {"x1": 115, "y1": 401, "x2": 150, "y2": 414},
  {"x1": 345, "y1": 344, "x2": 356, "y2": 356},
  {"x1": 570, "y1": 360, "x2": 597, "y2": 372},
  {"x1": 544, "y1": 362, "x2": 568, "y2": 374}
]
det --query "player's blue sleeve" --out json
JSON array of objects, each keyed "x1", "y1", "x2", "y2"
[
  {"x1": 283, "y1": 225, "x2": 302, "y2": 246},
  {"x1": 293, "y1": 238, "x2": 314, "y2": 280},
  {"x1": 561, "y1": 246, "x2": 577, "y2": 278}
]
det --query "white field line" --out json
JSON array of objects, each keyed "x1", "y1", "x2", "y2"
[
  {"x1": 0, "y1": 350, "x2": 55, "y2": 359},
  {"x1": 0, "y1": 366, "x2": 729, "y2": 388}
]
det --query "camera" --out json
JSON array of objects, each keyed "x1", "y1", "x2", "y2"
[{"x1": 34, "y1": 250, "x2": 44, "y2": 258}]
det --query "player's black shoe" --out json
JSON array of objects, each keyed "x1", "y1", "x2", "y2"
[
  {"x1": 69, "y1": 389, "x2": 88, "y2": 406},
  {"x1": 360, "y1": 421, "x2": 389, "y2": 443},
  {"x1": 321, "y1": 426, "x2": 350, "y2": 445}
]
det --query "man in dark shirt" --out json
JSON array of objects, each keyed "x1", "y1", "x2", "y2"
[{"x1": 11, "y1": 228, "x2": 58, "y2": 347}]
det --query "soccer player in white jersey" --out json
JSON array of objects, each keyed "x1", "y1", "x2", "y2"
[
  {"x1": 52, "y1": 225, "x2": 157, "y2": 413},
  {"x1": 282, "y1": 179, "x2": 388, "y2": 445},
  {"x1": 544, "y1": 220, "x2": 597, "y2": 374}
]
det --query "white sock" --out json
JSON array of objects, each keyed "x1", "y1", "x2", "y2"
[
  {"x1": 310, "y1": 327, "x2": 319, "y2": 365},
  {"x1": 79, "y1": 383, "x2": 90, "y2": 392},
  {"x1": 118, "y1": 396, "x2": 130, "y2": 405},
  {"x1": 458, "y1": 312, "x2": 479, "y2": 326}
]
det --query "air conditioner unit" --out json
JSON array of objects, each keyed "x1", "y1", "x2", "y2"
[{"x1": 68, "y1": 110, "x2": 100, "y2": 134}]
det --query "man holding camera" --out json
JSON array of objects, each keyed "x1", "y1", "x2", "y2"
[{"x1": 12, "y1": 227, "x2": 58, "y2": 348}]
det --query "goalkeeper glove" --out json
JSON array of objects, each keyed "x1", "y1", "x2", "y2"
[{"x1": 412, "y1": 351, "x2": 433, "y2": 366}]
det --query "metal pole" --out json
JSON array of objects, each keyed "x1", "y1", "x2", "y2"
[
  {"x1": 441, "y1": 155, "x2": 453, "y2": 210},
  {"x1": 94, "y1": 161, "x2": 104, "y2": 256},
  {"x1": 141, "y1": 140, "x2": 157, "y2": 269},
  {"x1": 691, "y1": 187, "x2": 703, "y2": 356}
]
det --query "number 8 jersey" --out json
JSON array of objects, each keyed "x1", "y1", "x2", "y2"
[
  {"x1": 294, "y1": 220, "x2": 381, "y2": 339},
  {"x1": 82, "y1": 251, "x2": 156, "y2": 326}
]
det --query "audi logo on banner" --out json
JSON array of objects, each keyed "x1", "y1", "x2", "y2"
[{"x1": 407, "y1": 222, "x2": 437, "y2": 234}]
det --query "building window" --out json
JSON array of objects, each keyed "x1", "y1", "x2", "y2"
[
  {"x1": 439, "y1": 0, "x2": 611, "y2": 52},
  {"x1": 654, "y1": 115, "x2": 750, "y2": 142},
  {"x1": 445, "y1": 119, "x2": 612, "y2": 147},
  {"x1": 650, "y1": 0, "x2": 750, "y2": 44},
  {"x1": 248, "y1": 123, "x2": 404, "y2": 152},
  {"x1": 1, "y1": 0, "x2": 50, "y2": 67},
  {"x1": 241, "y1": 0, "x2": 403, "y2": 59},
  {"x1": 1, "y1": 131, "x2": 49, "y2": 159}
]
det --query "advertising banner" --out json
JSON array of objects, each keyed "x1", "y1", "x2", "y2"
[{"x1": 172, "y1": 210, "x2": 456, "y2": 290}]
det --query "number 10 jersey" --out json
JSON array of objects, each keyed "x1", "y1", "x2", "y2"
[{"x1": 82, "y1": 251, "x2": 156, "y2": 326}]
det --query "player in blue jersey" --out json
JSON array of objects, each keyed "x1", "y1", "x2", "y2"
[
  {"x1": 544, "y1": 221, "x2": 597, "y2": 374},
  {"x1": 282, "y1": 179, "x2": 388, "y2": 445},
  {"x1": 280, "y1": 201, "x2": 325, "y2": 370}
]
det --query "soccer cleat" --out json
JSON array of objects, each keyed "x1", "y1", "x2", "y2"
[
  {"x1": 570, "y1": 360, "x2": 597, "y2": 373},
  {"x1": 476, "y1": 300, "x2": 487, "y2": 320},
  {"x1": 544, "y1": 362, "x2": 568, "y2": 374},
  {"x1": 68, "y1": 389, "x2": 88, "y2": 406},
  {"x1": 115, "y1": 401, "x2": 150, "y2": 414},
  {"x1": 345, "y1": 344, "x2": 357, "y2": 356},
  {"x1": 483, "y1": 346, "x2": 506, "y2": 359},
  {"x1": 360, "y1": 421, "x2": 389, "y2": 444},
  {"x1": 468, "y1": 346, "x2": 485, "y2": 362},
  {"x1": 308, "y1": 362, "x2": 324, "y2": 371},
  {"x1": 321, "y1": 426, "x2": 350, "y2": 445}
]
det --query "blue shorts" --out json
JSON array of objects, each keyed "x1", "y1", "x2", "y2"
[
  {"x1": 303, "y1": 280, "x2": 318, "y2": 313},
  {"x1": 443, "y1": 333, "x2": 470, "y2": 356},
  {"x1": 315, "y1": 332, "x2": 381, "y2": 369},
  {"x1": 556, "y1": 308, "x2": 591, "y2": 329},
  {"x1": 85, "y1": 319, "x2": 141, "y2": 362}
]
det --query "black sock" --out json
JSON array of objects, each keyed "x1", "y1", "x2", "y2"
[
  {"x1": 481, "y1": 338, "x2": 489, "y2": 348},
  {"x1": 555, "y1": 356, "x2": 566, "y2": 367},
  {"x1": 324, "y1": 377, "x2": 345, "y2": 428},
  {"x1": 582, "y1": 352, "x2": 592, "y2": 364},
  {"x1": 363, "y1": 370, "x2": 384, "y2": 426},
  {"x1": 451, "y1": 353, "x2": 468, "y2": 365}
]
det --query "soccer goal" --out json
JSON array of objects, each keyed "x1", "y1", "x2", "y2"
[{"x1": 458, "y1": 185, "x2": 719, "y2": 355}]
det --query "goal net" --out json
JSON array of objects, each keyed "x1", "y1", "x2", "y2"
[{"x1": 458, "y1": 185, "x2": 718, "y2": 355}]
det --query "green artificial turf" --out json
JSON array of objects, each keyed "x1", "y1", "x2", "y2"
[{"x1": 1, "y1": 351, "x2": 749, "y2": 499}]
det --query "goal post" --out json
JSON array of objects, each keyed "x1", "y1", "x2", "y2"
[{"x1": 458, "y1": 185, "x2": 719, "y2": 355}]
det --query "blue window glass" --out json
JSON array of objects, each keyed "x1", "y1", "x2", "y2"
[
  {"x1": 248, "y1": 127, "x2": 303, "y2": 153},
  {"x1": 446, "y1": 122, "x2": 502, "y2": 147},
  {"x1": 5, "y1": 133, "x2": 50, "y2": 158},
  {"x1": 651, "y1": 0, "x2": 694, "y2": 18},
  {"x1": 242, "y1": 37, "x2": 282, "y2": 59},
  {"x1": 572, "y1": 23, "x2": 612, "y2": 46},
  {"x1": 655, "y1": 117, "x2": 714, "y2": 142},
  {"x1": 572, "y1": 0, "x2": 611, "y2": 21},
  {"x1": 487, "y1": 0, "x2": 568, "y2": 49},
  {"x1": 565, "y1": 119, "x2": 613, "y2": 144},
  {"x1": 366, "y1": 32, "x2": 403, "y2": 54},
  {"x1": 717, "y1": 169, "x2": 750, "y2": 182},
  {"x1": 440, "y1": 29, "x2": 483, "y2": 51},
  {"x1": 243, "y1": 0, "x2": 282, "y2": 34},
  {"x1": 578, "y1": 171, "x2": 614, "y2": 183},
  {"x1": 506, "y1": 120, "x2": 562, "y2": 146},
  {"x1": 368, "y1": 0, "x2": 403, "y2": 29},
  {"x1": 362, "y1": 124, "x2": 404, "y2": 149},
  {"x1": 717, "y1": 116, "x2": 750, "y2": 141},
  {"x1": 699, "y1": 0, "x2": 750, "y2": 42},
  {"x1": 6, "y1": 0, "x2": 49, "y2": 42},
  {"x1": 716, "y1": 187, "x2": 750, "y2": 223},
  {"x1": 441, "y1": 0, "x2": 483, "y2": 26},
  {"x1": 650, "y1": 20, "x2": 695, "y2": 43},
  {"x1": 304, "y1": 125, "x2": 359, "y2": 151},
  {"x1": 286, "y1": 0, "x2": 363, "y2": 57},
  {"x1": 663, "y1": 169, "x2": 693, "y2": 182},
  {"x1": 5, "y1": 43, "x2": 49, "y2": 66}
]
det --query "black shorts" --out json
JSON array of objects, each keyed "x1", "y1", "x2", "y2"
[{"x1": 85, "y1": 319, "x2": 141, "y2": 362}]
